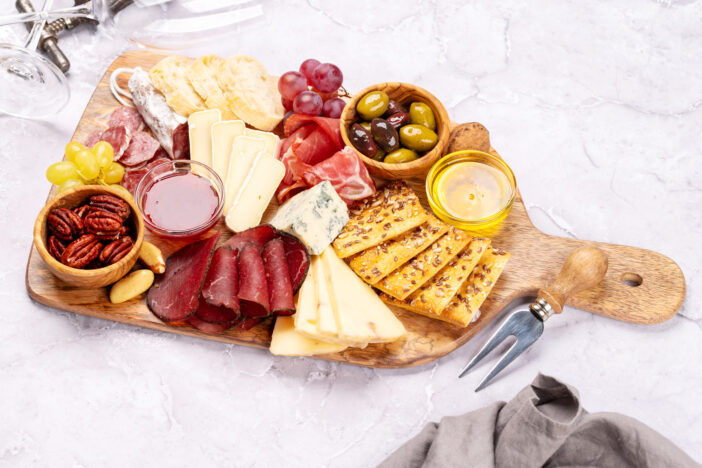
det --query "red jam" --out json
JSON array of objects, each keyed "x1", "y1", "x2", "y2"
[{"x1": 143, "y1": 172, "x2": 219, "y2": 233}]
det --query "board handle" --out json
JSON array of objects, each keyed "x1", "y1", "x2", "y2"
[{"x1": 538, "y1": 247, "x2": 608, "y2": 314}]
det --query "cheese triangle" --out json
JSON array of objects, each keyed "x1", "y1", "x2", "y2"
[{"x1": 270, "y1": 316, "x2": 346, "y2": 356}]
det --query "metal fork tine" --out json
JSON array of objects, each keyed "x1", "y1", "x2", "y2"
[
  {"x1": 458, "y1": 316, "x2": 518, "y2": 378},
  {"x1": 474, "y1": 333, "x2": 539, "y2": 392}
]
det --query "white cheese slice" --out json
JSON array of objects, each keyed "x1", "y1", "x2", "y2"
[
  {"x1": 223, "y1": 135, "x2": 266, "y2": 215},
  {"x1": 321, "y1": 248, "x2": 406, "y2": 345},
  {"x1": 245, "y1": 128, "x2": 280, "y2": 157},
  {"x1": 224, "y1": 155, "x2": 285, "y2": 232},
  {"x1": 293, "y1": 269, "x2": 319, "y2": 338},
  {"x1": 211, "y1": 120, "x2": 246, "y2": 182},
  {"x1": 313, "y1": 254, "x2": 339, "y2": 338},
  {"x1": 270, "y1": 316, "x2": 347, "y2": 356},
  {"x1": 269, "y1": 181, "x2": 349, "y2": 255},
  {"x1": 188, "y1": 109, "x2": 221, "y2": 168}
]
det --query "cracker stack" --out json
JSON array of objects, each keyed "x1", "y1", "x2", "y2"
[{"x1": 334, "y1": 181, "x2": 510, "y2": 327}]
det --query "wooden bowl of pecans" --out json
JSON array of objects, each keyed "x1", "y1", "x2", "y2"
[{"x1": 33, "y1": 185, "x2": 144, "y2": 288}]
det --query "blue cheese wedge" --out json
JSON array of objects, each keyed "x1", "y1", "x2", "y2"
[{"x1": 270, "y1": 181, "x2": 349, "y2": 255}]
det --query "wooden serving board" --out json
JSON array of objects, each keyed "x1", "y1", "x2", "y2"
[{"x1": 26, "y1": 51, "x2": 686, "y2": 368}]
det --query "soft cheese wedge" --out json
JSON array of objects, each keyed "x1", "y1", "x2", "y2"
[
  {"x1": 270, "y1": 316, "x2": 347, "y2": 357},
  {"x1": 245, "y1": 128, "x2": 280, "y2": 157},
  {"x1": 188, "y1": 109, "x2": 221, "y2": 168},
  {"x1": 223, "y1": 135, "x2": 267, "y2": 214},
  {"x1": 211, "y1": 120, "x2": 246, "y2": 182},
  {"x1": 225, "y1": 155, "x2": 285, "y2": 232}
]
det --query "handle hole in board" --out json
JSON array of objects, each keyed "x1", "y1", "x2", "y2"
[{"x1": 621, "y1": 272, "x2": 643, "y2": 287}]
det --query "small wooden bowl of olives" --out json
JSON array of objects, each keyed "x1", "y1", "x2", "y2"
[{"x1": 340, "y1": 82, "x2": 450, "y2": 179}]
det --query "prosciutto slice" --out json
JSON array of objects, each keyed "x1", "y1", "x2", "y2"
[{"x1": 302, "y1": 147, "x2": 376, "y2": 203}]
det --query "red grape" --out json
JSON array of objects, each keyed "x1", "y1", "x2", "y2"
[
  {"x1": 310, "y1": 63, "x2": 343, "y2": 93},
  {"x1": 299, "y1": 58, "x2": 321, "y2": 83},
  {"x1": 322, "y1": 97, "x2": 346, "y2": 118},
  {"x1": 278, "y1": 71, "x2": 308, "y2": 101},
  {"x1": 282, "y1": 97, "x2": 293, "y2": 112},
  {"x1": 293, "y1": 91, "x2": 323, "y2": 116}
]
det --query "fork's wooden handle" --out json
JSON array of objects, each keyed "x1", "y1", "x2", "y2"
[{"x1": 537, "y1": 247, "x2": 609, "y2": 314}]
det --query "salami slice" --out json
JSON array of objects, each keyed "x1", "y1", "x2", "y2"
[
  {"x1": 202, "y1": 247, "x2": 240, "y2": 312},
  {"x1": 262, "y1": 238, "x2": 295, "y2": 316},
  {"x1": 120, "y1": 131, "x2": 160, "y2": 167},
  {"x1": 108, "y1": 106, "x2": 146, "y2": 134},
  {"x1": 147, "y1": 233, "x2": 219, "y2": 322},
  {"x1": 237, "y1": 242, "x2": 270, "y2": 318},
  {"x1": 223, "y1": 224, "x2": 276, "y2": 252},
  {"x1": 188, "y1": 314, "x2": 235, "y2": 333},
  {"x1": 278, "y1": 231, "x2": 310, "y2": 294},
  {"x1": 194, "y1": 296, "x2": 239, "y2": 324},
  {"x1": 100, "y1": 126, "x2": 132, "y2": 159},
  {"x1": 84, "y1": 130, "x2": 103, "y2": 148},
  {"x1": 172, "y1": 121, "x2": 190, "y2": 160}
]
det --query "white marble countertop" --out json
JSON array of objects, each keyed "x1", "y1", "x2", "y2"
[{"x1": 1, "y1": 1, "x2": 701, "y2": 466}]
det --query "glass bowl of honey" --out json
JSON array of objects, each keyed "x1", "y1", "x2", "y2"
[
  {"x1": 135, "y1": 160, "x2": 224, "y2": 239},
  {"x1": 426, "y1": 150, "x2": 516, "y2": 233}
]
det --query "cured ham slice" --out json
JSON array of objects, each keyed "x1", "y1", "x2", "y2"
[
  {"x1": 278, "y1": 231, "x2": 310, "y2": 294},
  {"x1": 100, "y1": 126, "x2": 131, "y2": 159},
  {"x1": 302, "y1": 146, "x2": 376, "y2": 203},
  {"x1": 147, "y1": 233, "x2": 219, "y2": 322},
  {"x1": 194, "y1": 296, "x2": 239, "y2": 324},
  {"x1": 237, "y1": 242, "x2": 270, "y2": 317},
  {"x1": 108, "y1": 106, "x2": 146, "y2": 134},
  {"x1": 120, "y1": 131, "x2": 161, "y2": 167},
  {"x1": 202, "y1": 247, "x2": 240, "y2": 312},
  {"x1": 223, "y1": 224, "x2": 276, "y2": 251},
  {"x1": 262, "y1": 238, "x2": 295, "y2": 316},
  {"x1": 188, "y1": 314, "x2": 235, "y2": 333},
  {"x1": 283, "y1": 114, "x2": 343, "y2": 148}
]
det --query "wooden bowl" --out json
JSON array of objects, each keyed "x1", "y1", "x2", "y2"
[
  {"x1": 33, "y1": 185, "x2": 144, "y2": 288},
  {"x1": 340, "y1": 82, "x2": 450, "y2": 180}
]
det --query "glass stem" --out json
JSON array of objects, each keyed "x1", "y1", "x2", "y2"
[
  {"x1": 0, "y1": 3, "x2": 93, "y2": 27},
  {"x1": 23, "y1": 0, "x2": 54, "y2": 51}
]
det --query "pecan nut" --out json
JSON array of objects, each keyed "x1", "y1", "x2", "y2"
[
  {"x1": 84, "y1": 209, "x2": 123, "y2": 239},
  {"x1": 89, "y1": 194, "x2": 130, "y2": 221},
  {"x1": 99, "y1": 236, "x2": 134, "y2": 265},
  {"x1": 61, "y1": 234, "x2": 102, "y2": 268},
  {"x1": 47, "y1": 235, "x2": 67, "y2": 260},
  {"x1": 47, "y1": 208, "x2": 84, "y2": 241},
  {"x1": 73, "y1": 204, "x2": 96, "y2": 219}
]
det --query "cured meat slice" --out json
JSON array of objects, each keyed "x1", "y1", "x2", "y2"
[
  {"x1": 100, "y1": 126, "x2": 132, "y2": 159},
  {"x1": 237, "y1": 242, "x2": 270, "y2": 318},
  {"x1": 121, "y1": 167, "x2": 147, "y2": 195},
  {"x1": 202, "y1": 247, "x2": 240, "y2": 312},
  {"x1": 283, "y1": 114, "x2": 343, "y2": 148},
  {"x1": 262, "y1": 238, "x2": 295, "y2": 316},
  {"x1": 108, "y1": 106, "x2": 146, "y2": 133},
  {"x1": 188, "y1": 314, "x2": 235, "y2": 333},
  {"x1": 303, "y1": 146, "x2": 376, "y2": 204},
  {"x1": 120, "y1": 131, "x2": 161, "y2": 167},
  {"x1": 84, "y1": 130, "x2": 103, "y2": 148},
  {"x1": 128, "y1": 67, "x2": 189, "y2": 159},
  {"x1": 194, "y1": 296, "x2": 239, "y2": 324},
  {"x1": 289, "y1": 127, "x2": 340, "y2": 166},
  {"x1": 236, "y1": 317, "x2": 262, "y2": 330},
  {"x1": 278, "y1": 231, "x2": 310, "y2": 294},
  {"x1": 223, "y1": 224, "x2": 276, "y2": 252},
  {"x1": 278, "y1": 125, "x2": 313, "y2": 162},
  {"x1": 147, "y1": 233, "x2": 219, "y2": 322}
]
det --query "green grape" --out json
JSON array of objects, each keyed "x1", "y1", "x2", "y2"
[
  {"x1": 74, "y1": 148, "x2": 100, "y2": 180},
  {"x1": 103, "y1": 162, "x2": 125, "y2": 184},
  {"x1": 93, "y1": 141, "x2": 114, "y2": 169},
  {"x1": 46, "y1": 161, "x2": 79, "y2": 185},
  {"x1": 65, "y1": 141, "x2": 85, "y2": 162},
  {"x1": 58, "y1": 178, "x2": 84, "y2": 193}
]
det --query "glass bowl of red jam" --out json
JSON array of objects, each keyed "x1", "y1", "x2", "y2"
[{"x1": 135, "y1": 160, "x2": 224, "y2": 239}]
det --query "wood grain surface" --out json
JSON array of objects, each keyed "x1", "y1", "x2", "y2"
[{"x1": 25, "y1": 50, "x2": 686, "y2": 369}]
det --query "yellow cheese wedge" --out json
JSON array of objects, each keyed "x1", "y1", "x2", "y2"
[
  {"x1": 224, "y1": 155, "x2": 285, "y2": 232},
  {"x1": 211, "y1": 120, "x2": 246, "y2": 182},
  {"x1": 293, "y1": 270, "x2": 319, "y2": 338},
  {"x1": 188, "y1": 109, "x2": 221, "y2": 168},
  {"x1": 270, "y1": 316, "x2": 347, "y2": 356},
  {"x1": 223, "y1": 135, "x2": 266, "y2": 215},
  {"x1": 313, "y1": 254, "x2": 339, "y2": 338}
]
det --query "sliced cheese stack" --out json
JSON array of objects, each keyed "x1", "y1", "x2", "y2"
[{"x1": 270, "y1": 248, "x2": 406, "y2": 355}]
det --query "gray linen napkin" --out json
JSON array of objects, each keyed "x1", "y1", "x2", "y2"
[{"x1": 379, "y1": 374, "x2": 699, "y2": 468}]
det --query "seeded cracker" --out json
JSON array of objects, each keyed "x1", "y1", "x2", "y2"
[
  {"x1": 375, "y1": 227, "x2": 472, "y2": 300},
  {"x1": 333, "y1": 181, "x2": 427, "y2": 258},
  {"x1": 348, "y1": 214, "x2": 448, "y2": 284}
]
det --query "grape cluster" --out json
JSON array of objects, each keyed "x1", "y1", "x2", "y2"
[
  {"x1": 278, "y1": 59, "x2": 347, "y2": 118},
  {"x1": 46, "y1": 141, "x2": 127, "y2": 195}
]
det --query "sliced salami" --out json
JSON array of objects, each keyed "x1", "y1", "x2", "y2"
[
  {"x1": 202, "y1": 247, "x2": 240, "y2": 312},
  {"x1": 147, "y1": 233, "x2": 219, "y2": 322},
  {"x1": 100, "y1": 125, "x2": 132, "y2": 159},
  {"x1": 84, "y1": 130, "x2": 103, "y2": 148},
  {"x1": 172, "y1": 122, "x2": 190, "y2": 160},
  {"x1": 278, "y1": 231, "x2": 310, "y2": 295},
  {"x1": 262, "y1": 238, "x2": 295, "y2": 316},
  {"x1": 188, "y1": 314, "x2": 235, "y2": 333},
  {"x1": 108, "y1": 106, "x2": 145, "y2": 134},
  {"x1": 194, "y1": 296, "x2": 239, "y2": 324},
  {"x1": 237, "y1": 242, "x2": 270, "y2": 318},
  {"x1": 120, "y1": 131, "x2": 160, "y2": 167},
  {"x1": 224, "y1": 224, "x2": 276, "y2": 252},
  {"x1": 121, "y1": 168, "x2": 147, "y2": 195}
]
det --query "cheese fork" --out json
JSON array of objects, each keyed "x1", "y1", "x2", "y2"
[{"x1": 459, "y1": 247, "x2": 608, "y2": 391}]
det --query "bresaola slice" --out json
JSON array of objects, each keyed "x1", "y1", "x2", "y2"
[
  {"x1": 237, "y1": 242, "x2": 270, "y2": 318},
  {"x1": 262, "y1": 238, "x2": 295, "y2": 316},
  {"x1": 202, "y1": 247, "x2": 239, "y2": 312},
  {"x1": 194, "y1": 296, "x2": 239, "y2": 324},
  {"x1": 224, "y1": 224, "x2": 276, "y2": 251},
  {"x1": 188, "y1": 314, "x2": 235, "y2": 333},
  {"x1": 278, "y1": 231, "x2": 310, "y2": 294},
  {"x1": 147, "y1": 233, "x2": 219, "y2": 322}
]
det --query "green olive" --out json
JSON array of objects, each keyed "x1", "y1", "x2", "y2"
[
  {"x1": 360, "y1": 121, "x2": 372, "y2": 132},
  {"x1": 371, "y1": 148, "x2": 386, "y2": 162},
  {"x1": 409, "y1": 102, "x2": 436, "y2": 131},
  {"x1": 356, "y1": 91, "x2": 389, "y2": 120},
  {"x1": 399, "y1": 124, "x2": 438, "y2": 152},
  {"x1": 384, "y1": 148, "x2": 419, "y2": 164}
]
